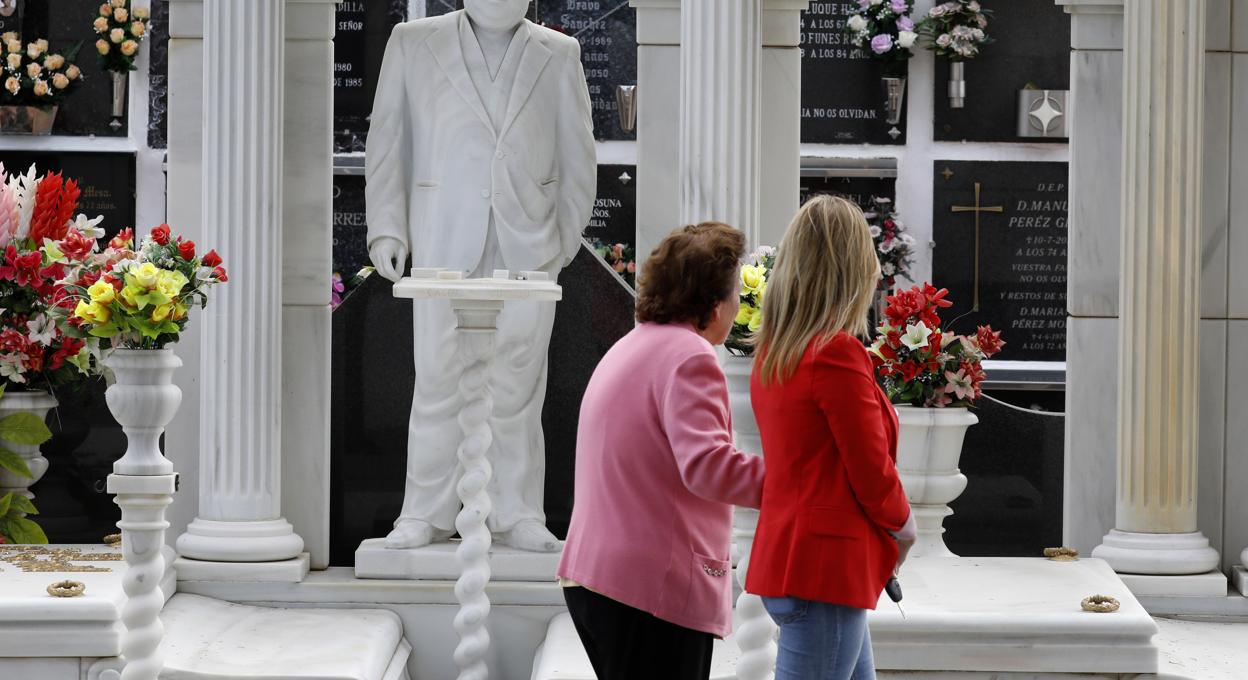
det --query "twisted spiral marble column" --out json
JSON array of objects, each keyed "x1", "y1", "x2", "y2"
[
  {"x1": 108, "y1": 474, "x2": 176, "y2": 680},
  {"x1": 733, "y1": 520, "x2": 776, "y2": 680},
  {"x1": 451, "y1": 303, "x2": 502, "y2": 680}
]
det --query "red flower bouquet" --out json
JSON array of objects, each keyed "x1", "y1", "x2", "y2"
[
  {"x1": 0, "y1": 164, "x2": 100, "y2": 390},
  {"x1": 868, "y1": 283, "x2": 1003, "y2": 407}
]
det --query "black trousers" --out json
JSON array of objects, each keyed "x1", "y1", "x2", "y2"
[{"x1": 563, "y1": 586, "x2": 715, "y2": 680}]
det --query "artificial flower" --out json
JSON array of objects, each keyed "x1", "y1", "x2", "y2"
[
  {"x1": 201, "y1": 249, "x2": 222, "y2": 268},
  {"x1": 109, "y1": 227, "x2": 134, "y2": 249},
  {"x1": 43, "y1": 54, "x2": 64, "y2": 70},
  {"x1": 5, "y1": 53, "x2": 19, "y2": 70},
  {"x1": 129, "y1": 262, "x2": 160, "y2": 289},
  {"x1": 3, "y1": 77, "x2": 17, "y2": 95},
  {"x1": 94, "y1": 17, "x2": 109, "y2": 33},
  {"x1": 51, "y1": 73, "x2": 69, "y2": 90},
  {"x1": 66, "y1": 64, "x2": 81, "y2": 80},
  {"x1": 25, "y1": 62, "x2": 40, "y2": 78},
  {"x1": 99, "y1": 3, "x2": 113, "y2": 16},
  {"x1": 87, "y1": 279, "x2": 117, "y2": 304},
  {"x1": 110, "y1": 28, "x2": 125, "y2": 44},
  {"x1": 736, "y1": 302, "x2": 756, "y2": 326},
  {"x1": 870, "y1": 34, "x2": 893, "y2": 54},
  {"x1": 177, "y1": 240, "x2": 195, "y2": 260},
  {"x1": 150, "y1": 223, "x2": 170, "y2": 245},
  {"x1": 25, "y1": 42, "x2": 42, "y2": 59},
  {"x1": 741, "y1": 264, "x2": 766, "y2": 294},
  {"x1": 96, "y1": 40, "x2": 110, "y2": 55},
  {"x1": 26, "y1": 314, "x2": 56, "y2": 346},
  {"x1": 74, "y1": 299, "x2": 112, "y2": 325},
  {"x1": 114, "y1": 7, "x2": 129, "y2": 22},
  {"x1": 134, "y1": 7, "x2": 150, "y2": 20},
  {"x1": 120, "y1": 40, "x2": 138, "y2": 57},
  {"x1": 212, "y1": 266, "x2": 228, "y2": 282},
  {"x1": 943, "y1": 369, "x2": 975, "y2": 401},
  {"x1": 156, "y1": 269, "x2": 188, "y2": 298},
  {"x1": 847, "y1": 14, "x2": 868, "y2": 32},
  {"x1": 131, "y1": 21, "x2": 146, "y2": 38},
  {"x1": 900, "y1": 321, "x2": 931, "y2": 350},
  {"x1": 31, "y1": 79, "x2": 48, "y2": 97},
  {"x1": 898, "y1": 30, "x2": 918, "y2": 49}
]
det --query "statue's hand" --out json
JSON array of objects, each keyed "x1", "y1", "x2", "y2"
[{"x1": 369, "y1": 236, "x2": 408, "y2": 283}]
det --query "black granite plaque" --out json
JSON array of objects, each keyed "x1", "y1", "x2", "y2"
[
  {"x1": 945, "y1": 392, "x2": 1064, "y2": 557},
  {"x1": 800, "y1": 174, "x2": 896, "y2": 211},
  {"x1": 801, "y1": 1, "x2": 907, "y2": 145},
  {"x1": 17, "y1": 0, "x2": 130, "y2": 137},
  {"x1": 0, "y1": 151, "x2": 136, "y2": 236},
  {"x1": 146, "y1": 0, "x2": 167, "y2": 149},
  {"x1": 329, "y1": 247, "x2": 635, "y2": 565},
  {"x1": 332, "y1": 174, "x2": 370, "y2": 278},
  {"x1": 535, "y1": 1, "x2": 636, "y2": 141},
  {"x1": 427, "y1": 1, "x2": 637, "y2": 141},
  {"x1": 932, "y1": 160, "x2": 1067, "y2": 362},
  {"x1": 932, "y1": 0, "x2": 1069, "y2": 142},
  {"x1": 334, "y1": 1, "x2": 407, "y2": 153},
  {"x1": 31, "y1": 378, "x2": 125, "y2": 544},
  {"x1": 585, "y1": 164, "x2": 634, "y2": 247}
]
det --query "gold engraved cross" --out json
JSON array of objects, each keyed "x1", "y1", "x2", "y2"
[{"x1": 950, "y1": 182, "x2": 1004, "y2": 312}]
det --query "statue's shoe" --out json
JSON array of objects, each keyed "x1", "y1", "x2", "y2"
[
  {"x1": 384, "y1": 519, "x2": 453, "y2": 549},
  {"x1": 496, "y1": 520, "x2": 564, "y2": 553}
]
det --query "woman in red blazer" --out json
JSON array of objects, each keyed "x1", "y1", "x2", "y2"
[{"x1": 746, "y1": 195, "x2": 917, "y2": 679}]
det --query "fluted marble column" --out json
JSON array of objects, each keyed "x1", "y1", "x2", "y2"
[
  {"x1": 679, "y1": 4, "x2": 774, "y2": 678},
  {"x1": 1091, "y1": 0, "x2": 1218, "y2": 576},
  {"x1": 175, "y1": 0, "x2": 304, "y2": 566},
  {"x1": 678, "y1": 0, "x2": 761, "y2": 239}
]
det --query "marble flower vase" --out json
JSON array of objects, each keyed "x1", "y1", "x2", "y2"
[
  {"x1": 0, "y1": 391, "x2": 59, "y2": 501},
  {"x1": 104, "y1": 349, "x2": 182, "y2": 476},
  {"x1": 894, "y1": 404, "x2": 977, "y2": 558}
]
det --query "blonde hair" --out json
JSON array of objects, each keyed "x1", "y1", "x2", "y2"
[{"x1": 755, "y1": 194, "x2": 880, "y2": 385}]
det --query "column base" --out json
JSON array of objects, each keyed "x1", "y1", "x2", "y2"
[
  {"x1": 1233, "y1": 565, "x2": 1248, "y2": 597},
  {"x1": 1091, "y1": 529, "x2": 1219, "y2": 575},
  {"x1": 176, "y1": 518, "x2": 304, "y2": 563},
  {"x1": 175, "y1": 553, "x2": 310, "y2": 583}
]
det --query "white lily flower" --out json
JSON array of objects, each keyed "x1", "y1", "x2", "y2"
[
  {"x1": 26, "y1": 314, "x2": 56, "y2": 345},
  {"x1": 71, "y1": 213, "x2": 106, "y2": 239},
  {"x1": 901, "y1": 321, "x2": 932, "y2": 351}
]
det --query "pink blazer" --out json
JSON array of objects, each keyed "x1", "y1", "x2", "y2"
[{"x1": 557, "y1": 322, "x2": 765, "y2": 637}]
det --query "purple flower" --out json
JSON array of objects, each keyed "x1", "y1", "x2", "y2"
[
  {"x1": 331, "y1": 272, "x2": 345, "y2": 309},
  {"x1": 859, "y1": 0, "x2": 871, "y2": 8},
  {"x1": 870, "y1": 34, "x2": 894, "y2": 54},
  {"x1": 896, "y1": 15, "x2": 914, "y2": 31},
  {"x1": 890, "y1": 0, "x2": 907, "y2": 13}
]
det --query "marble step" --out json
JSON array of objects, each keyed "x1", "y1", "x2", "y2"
[{"x1": 159, "y1": 593, "x2": 410, "y2": 680}]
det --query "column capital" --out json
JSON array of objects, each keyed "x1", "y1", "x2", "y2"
[{"x1": 1056, "y1": 0, "x2": 1123, "y2": 50}]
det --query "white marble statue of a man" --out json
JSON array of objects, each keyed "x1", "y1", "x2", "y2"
[{"x1": 364, "y1": 0, "x2": 596, "y2": 552}]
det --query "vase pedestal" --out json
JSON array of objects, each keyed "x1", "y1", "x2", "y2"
[{"x1": 894, "y1": 406, "x2": 977, "y2": 559}]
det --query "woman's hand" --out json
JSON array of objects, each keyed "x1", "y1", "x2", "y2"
[{"x1": 890, "y1": 511, "x2": 918, "y2": 572}]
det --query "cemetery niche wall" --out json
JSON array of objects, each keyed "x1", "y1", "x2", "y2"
[
  {"x1": 7, "y1": 0, "x2": 135, "y2": 136},
  {"x1": 932, "y1": 160, "x2": 1068, "y2": 363},
  {"x1": 800, "y1": 1, "x2": 906, "y2": 145},
  {"x1": 931, "y1": 0, "x2": 1070, "y2": 143}
]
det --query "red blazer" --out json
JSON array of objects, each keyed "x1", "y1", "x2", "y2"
[{"x1": 744, "y1": 332, "x2": 911, "y2": 610}]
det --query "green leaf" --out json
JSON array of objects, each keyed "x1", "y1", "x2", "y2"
[
  {"x1": 1, "y1": 516, "x2": 47, "y2": 544},
  {"x1": 0, "y1": 412, "x2": 52, "y2": 446},
  {"x1": 0, "y1": 447, "x2": 32, "y2": 478},
  {"x1": 0, "y1": 492, "x2": 11, "y2": 518},
  {"x1": 8, "y1": 493, "x2": 36, "y2": 515},
  {"x1": 0, "y1": 383, "x2": 7, "y2": 400}
]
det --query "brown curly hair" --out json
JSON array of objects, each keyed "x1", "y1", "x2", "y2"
[{"x1": 635, "y1": 222, "x2": 746, "y2": 330}]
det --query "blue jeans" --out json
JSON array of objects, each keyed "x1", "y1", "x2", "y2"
[{"x1": 761, "y1": 597, "x2": 875, "y2": 680}]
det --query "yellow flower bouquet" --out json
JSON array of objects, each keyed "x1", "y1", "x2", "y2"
[
  {"x1": 726, "y1": 245, "x2": 775, "y2": 356},
  {"x1": 53, "y1": 223, "x2": 227, "y2": 350}
]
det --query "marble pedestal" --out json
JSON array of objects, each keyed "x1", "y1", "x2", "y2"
[
  {"x1": 532, "y1": 557, "x2": 1159, "y2": 678},
  {"x1": 158, "y1": 594, "x2": 410, "y2": 680},
  {"x1": 0, "y1": 544, "x2": 175, "y2": 658},
  {"x1": 355, "y1": 539, "x2": 561, "y2": 582}
]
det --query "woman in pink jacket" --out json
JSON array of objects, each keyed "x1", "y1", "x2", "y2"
[{"x1": 557, "y1": 222, "x2": 766, "y2": 680}]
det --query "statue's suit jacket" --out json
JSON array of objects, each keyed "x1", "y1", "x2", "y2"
[{"x1": 366, "y1": 11, "x2": 597, "y2": 273}]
